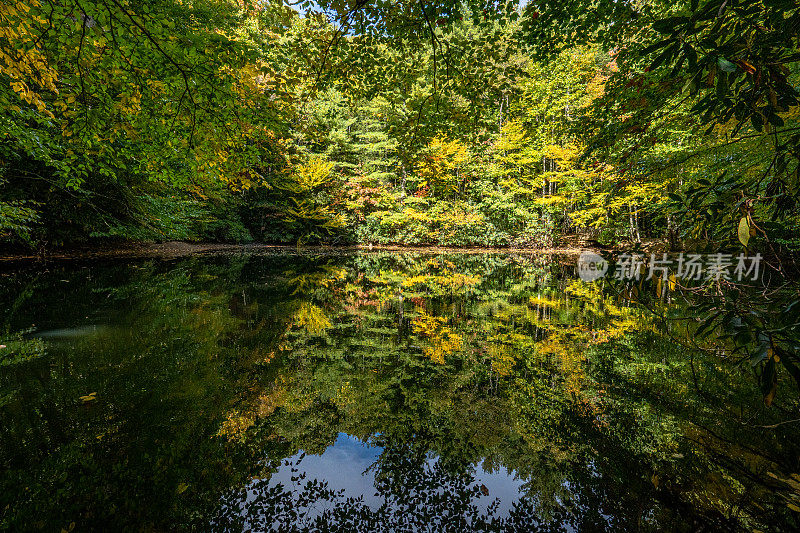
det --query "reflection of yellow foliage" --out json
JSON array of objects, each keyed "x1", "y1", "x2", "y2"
[
  {"x1": 187, "y1": 297, "x2": 243, "y2": 345},
  {"x1": 217, "y1": 385, "x2": 290, "y2": 441},
  {"x1": 564, "y1": 280, "x2": 654, "y2": 343},
  {"x1": 373, "y1": 257, "x2": 483, "y2": 294},
  {"x1": 288, "y1": 266, "x2": 347, "y2": 295},
  {"x1": 412, "y1": 309, "x2": 462, "y2": 364},
  {"x1": 217, "y1": 413, "x2": 256, "y2": 441},
  {"x1": 486, "y1": 331, "x2": 529, "y2": 376},
  {"x1": 528, "y1": 295, "x2": 560, "y2": 308},
  {"x1": 291, "y1": 302, "x2": 332, "y2": 336},
  {"x1": 537, "y1": 327, "x2": 590, "y2": 401},
  {"x1": 217, "y1": 374, "x2": 316, "y2": 442},
  {"x1": 334, "y1": 381, "x2": 355, "y2": 408},
  {"x1": 488, "y1": 343, "x2": 516, "y2": 376},
  {"x1": 401, "y1": 272, "x2": 481, "y2": 292},
  {"x1": 525, "y1": 280, "x2": 660, "y2": 423}
]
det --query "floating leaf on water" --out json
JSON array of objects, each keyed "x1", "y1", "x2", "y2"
[{"x1": 79, "y1": 392, "x2": 97, "y2": 403}]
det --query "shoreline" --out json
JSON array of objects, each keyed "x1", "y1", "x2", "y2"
[{"x1": 0, "y1": 240, "x2": 612, "y2": 263}]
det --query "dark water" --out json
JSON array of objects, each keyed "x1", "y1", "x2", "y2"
[{"x1": 1, "y1": 251, "x2": 798, "y2": 531}]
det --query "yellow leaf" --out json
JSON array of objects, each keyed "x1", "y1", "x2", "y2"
[{"x1": 738, "y1": 216, "x2": 750, "y2": 247}]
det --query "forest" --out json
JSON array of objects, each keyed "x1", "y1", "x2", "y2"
[
  {"x1": 3, "y1": 2, "x2": 800, "y2": 530},
  {"x1": 2, "y1": 0, "x2": 798, "y2": 252}
]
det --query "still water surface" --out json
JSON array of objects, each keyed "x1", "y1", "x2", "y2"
[{"x1": 1, "y1": 251, "x2": 798, "y2": 531}]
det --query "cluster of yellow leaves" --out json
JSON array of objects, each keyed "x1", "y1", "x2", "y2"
[
  {"x1": 581, "y1": 47, "x2": 616, "y2": 107},
  {"x1": 561, "y1": 168, "x2": 663, "y2": 229},
  {"x1": 277, "y1": 157, "x2": 347, "y2": 236},
  {"x1": 372, "y1": 205, "x2": 434, "y2": 239},
  {"x1": 411, "y1": 309, "x2": 462, "y2": 364},
  {"x1": 494, "y1": 120, "x2": 538, "y2": 173},
  {"x1": 415, "y1": 136, "x2": 470, "y2": 192},
  {"x1": 284, "y1": 157, "x2": 334, "y2": 192},
  {"x1": 437, "y1": 205, "x2": 486, "y2": 232},
  {"x1": 1, "y1": 0, "x2": 58, "y2": 117}
]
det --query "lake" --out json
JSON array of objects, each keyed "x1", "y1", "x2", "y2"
[{"x1": 1, "y1": 250, "x2": 798, "y2": 531}]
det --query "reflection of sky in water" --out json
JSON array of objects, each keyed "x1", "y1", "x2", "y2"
[
  {"x1": 31, "y1": 325, "x2": 108, "y2": 339},
  {"x1": 264, "y1": 433, "x2": 526, "y2": 515}
]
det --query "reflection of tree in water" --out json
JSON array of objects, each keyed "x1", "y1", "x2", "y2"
[
  {"x1": 212, "y1": 442, "x2": 570, "y2": 532},
  {"x1": 2, "y1": 252, "x2": 799, "y2": 531},
  {"x1": 214, "y1": 252, "x2": 799, "y2": 531}
]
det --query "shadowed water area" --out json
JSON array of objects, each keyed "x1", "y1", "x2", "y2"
[{"x1": 1, "y1": 251, "x2": 799, "y2": 531}]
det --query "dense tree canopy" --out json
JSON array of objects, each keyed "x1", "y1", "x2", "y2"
[{"x1": 2, "y1": 0, "x2": 797, "y2": 250}]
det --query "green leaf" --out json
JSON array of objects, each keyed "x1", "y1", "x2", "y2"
[
  {"x1": 695, "y1": 312, "x2": 720, "y2": 338},
  {"x1": 640, "y1": 39, "x2": 672, "y2": 55},
  {"x1": 717, "y1": 58, "x2": 737, "y2": 73},
  {"x1": 649, "y1": 44, "x2": 676, "y2": 71},
  {"x1": 779, "y1": 349, "x2": 800, "y2": 390},
  {"x1": 751, "y1": 112, "x2": 764, "y2": 131}
]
